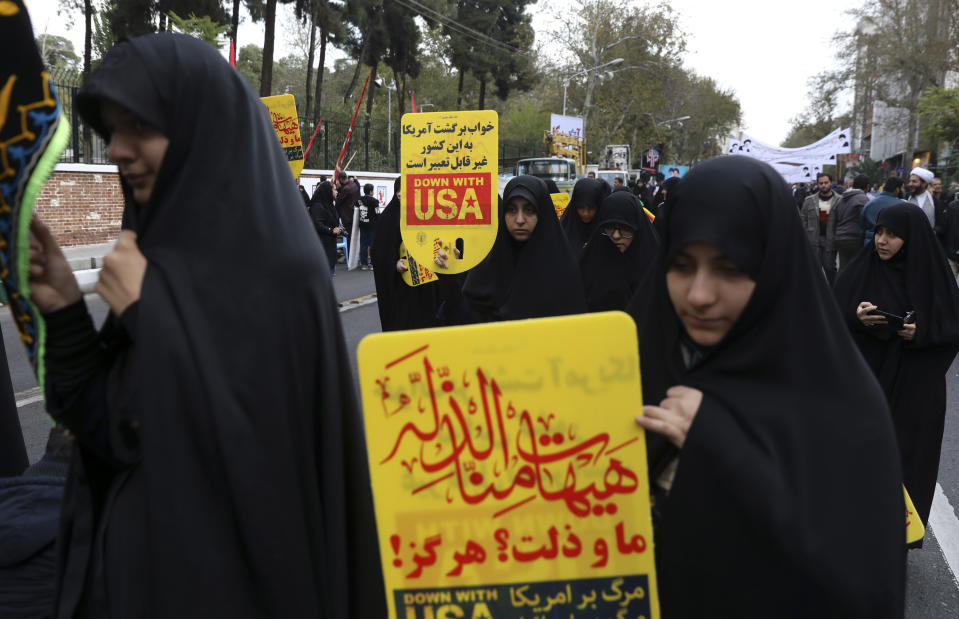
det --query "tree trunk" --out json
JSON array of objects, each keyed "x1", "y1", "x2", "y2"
[
  {"x1": 82, "y1": 0, "x2": 93, "y2": 163},
  {"x1": 259, "y1": 0, "x2": 278, "y2": 97},
  {"x1": 315, "y1": 28, "x2": 327, "y2": 117},
  {"x1": 343, "y1": 30, "x2": 371, "y2": 105},
  {"x1": 305, "y1": 11, "x2": 317, "y2": 119},
  {"x1": 457, "y1": 69, "x2": 464, "y2": 108},
  {"x1": 478, "y1": 78, "x2": 486, "y2": 110},
  {"x1": 365, "y1": 63, "x2": 378, "y2": 118}
]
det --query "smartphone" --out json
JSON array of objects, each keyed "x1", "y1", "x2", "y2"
[{"x1": 869, "y1": 308, "x2": 909, "y2": 329}]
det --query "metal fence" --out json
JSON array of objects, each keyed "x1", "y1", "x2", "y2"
[{"x1": 53, "y1": 76, "x2": 112, "y2": 164}]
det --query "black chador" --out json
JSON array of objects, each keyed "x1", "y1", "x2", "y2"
[
  {"x1": 559, "y1": 177, "x2": 609, "y2": 257},
  {"x1": 835, "y1": 203, "x2": 959, "y2": 529},
  {"x1": 628, "y1": 156, "x2": 905, "y2": 618}
]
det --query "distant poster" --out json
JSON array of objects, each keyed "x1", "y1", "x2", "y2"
[
  {"x1": 550, "y1": 114, "x2": 584, "y2": 138},
  {"x1": 260, "y1": 94, "x2": 304, "y2": 178},
  {"x1": 358, "y1": 312, "x2": 660, "y2": 619},
  {"x1": 641, "y1": 149, "x2": 660, "y2": 172},
  {"x1": 658, "y1": 165, "x2": 688, "y2": 178},
  {"x1": 400, "y1": 110, "x2": 499, "y2": 274}
]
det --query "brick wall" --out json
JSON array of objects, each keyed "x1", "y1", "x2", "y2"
[{"x1": 35, "y1": 168, "x2": 124, "y2": 247}]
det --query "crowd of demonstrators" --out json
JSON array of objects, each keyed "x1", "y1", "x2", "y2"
[
  {"x1": 435, "y1": 175, "x2": 587, "y2": 324},
  {"x1": 631, "y1": 156, "x2": 905, "y2": 617},
  {"x1": 356, "y1": 183, "x2": 379, "y2": 270},
  {"x1": 801, "y1": 172, "x2": 841, "y2": 284},
  {"x1": 835, "y1": 204, "x2": 959, "y2": 533},
  {"x1": 24, "y1": 33, "x2": 385, "y2": 616},
  {"x1": 559, "y1": 177, "x2": 610, "y2": 258},
  {"x1": 578, "y1": 191, "x2": 659, "y2": 312}
]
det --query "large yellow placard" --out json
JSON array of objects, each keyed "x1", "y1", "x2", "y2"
[
  {"x1": 358, "y1": 312, "x2": 659, "y2": 619},
  {"x1": 260, "y1": 94, "x2": 304, "y2": 178},
  {"x1": 400, "y1": 111, "x2": 498, "y2": 274}
]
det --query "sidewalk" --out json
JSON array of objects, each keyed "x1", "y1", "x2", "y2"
[{"x1": 63, "y1": 242, "x2": 114, "y2": 272}]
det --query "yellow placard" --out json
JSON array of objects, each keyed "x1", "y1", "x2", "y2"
[
  {"x1": 260, "y1": 94, "x2": 304, "y2": 178},
  {"x1": 905, "y1": 486, "x2": 925, "y2": 544},
  {"x1": 400, "y1": 240, "x2": 437, "y2": 288},
  {"x1": 551, "y1": 192, "x2": 571, "y2": 220},
  {"x1": 358, "y1": 312, "x2": 659, "y2": 619},
  {"x1": 400, "y1": 111, "x2": 498, "y2": 274}
]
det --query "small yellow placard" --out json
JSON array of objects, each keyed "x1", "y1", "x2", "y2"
[
  {"x1": 260, "y1": 94, "x2": 304, "y2": 178},
  {"x1": 358, "y1": 312, "x2": 659, "y2": 619},
  {"x1": 400, "y1": 240, "x2": 437, "y2": 288},
  {"x1": 400, "y1": 110, "x2": 498, "y2": 274},
  {"x1": 551, "y1": 192, "x2": 571, "y2": 220},
  {"x1": 905, "y1": 486, "x2": 925, "y2": 544}
]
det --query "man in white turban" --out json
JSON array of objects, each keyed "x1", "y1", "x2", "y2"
[{"x1": 907, "y1": 166, "x2": 936, "y2": 228}]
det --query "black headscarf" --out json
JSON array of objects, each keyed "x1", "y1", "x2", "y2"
[
  {"x1": 627, "y1": 156, "x2": 904, "y2": 617},
  {"x1": 462, "y1": 175, "x2": 587, "y2": 320},
  {"x1": 560, "y1": 178, "x2": 609, "y2": 256},
  {"x1": 309, "y1": 180, "x2": 339, "y2": 266},
  {"x1": 69, "y1": 34, "x2": 385, "y2": 616},
  {"x1": 578, "y1": 191, "x2": 659, "y2": 312},
  {"x1": 370, "y1": 176, "x2": 443, "y2": 331},
  {"x1": 652, "y1": 176, "x2": 679, "y2": 214},
  {"x1": 834, "y1": 202, "x2": 959, "y2": 527}
]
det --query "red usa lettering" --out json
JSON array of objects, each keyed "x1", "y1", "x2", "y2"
[{"x1": 406, "y1": 174, "x2": 492, "y2": 226}]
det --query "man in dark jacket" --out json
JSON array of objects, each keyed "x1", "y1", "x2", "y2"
[
  {"x1": 861, "y1": 176, "x2": 904, "y2": 245},
  {"x1": 833, "y1": 174, "x2": 870, "y2": 274},
  {"x1": 334, "y1": 172, "x2": 358, "y2": 230},
  {"x1": 357, "y1": 183, "x2": 379, "y2": 270},
  {"x1": 801, "y1": 172, "x2": 841, "y2": 284}
]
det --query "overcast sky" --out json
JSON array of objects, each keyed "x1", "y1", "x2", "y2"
[{"x1": 25, "y1": 0, "x2": 860, "y2": 146}]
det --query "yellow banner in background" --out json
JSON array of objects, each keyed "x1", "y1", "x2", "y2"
[
  {"x1": 260, "y1": 94, "x2": 304, "y2": 178},
  {"x1": 358, "y1": 312, "x2": 659, "y2": 619},
  {"x1": 551, "y1": 192, "x2": 571, "y2": 220},
  {"x1": 400, "y1": 110, "x2": 499, "y2": 275}
]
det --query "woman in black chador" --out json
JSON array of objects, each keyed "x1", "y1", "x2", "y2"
[
  {"x1": 444, "y1": 175, "x2": 586, "y2": 323},
  {"x1": 370, "y1": 176, "x2": 444, "y2": 331},
  {"x1": 835, "y1": 203, "x2": 959, "y2": 530},
  {"x1": 310, "y1": 180, "x2": 345, "y2": 275},
  {"x1": 578, "y1": 191, "x2": 659, "y2": 312},
  {"x1": 28, "y1": 34, "x2": 385, "y2": 617},
  {"x1": 559, "y1": 177, "x2": 609, "y2": 257},
  {"x1": 629, "y1": 156, "x2": 904, "y2": 617}
]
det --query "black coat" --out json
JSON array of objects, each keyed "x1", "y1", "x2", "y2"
[{"x1": 62, "y1": 33, "x2": 385, "y2": 617}]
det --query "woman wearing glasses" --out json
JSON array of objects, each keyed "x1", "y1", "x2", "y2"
[
  {"x1": 437, "y1": 175, "x2": 587, "y2": 323},
  {"x1": 578, "y1": 192, "x2": 660, "y2": 312},
  {"x1": 628, "y1": 156, "x2": 904, "y2": 617}
]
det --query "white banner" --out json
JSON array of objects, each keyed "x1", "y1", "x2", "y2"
[{"x1": 550, "y1": 113, "x2": 584, "y2": 138}]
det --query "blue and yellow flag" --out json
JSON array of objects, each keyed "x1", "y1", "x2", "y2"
[{"x1": 0, "y1": 0, "x2": 70, "y2": 386}]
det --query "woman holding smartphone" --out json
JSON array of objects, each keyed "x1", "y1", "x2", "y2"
[{"x1": 835, "y1": 203, "x2": 959, "y2": 532}]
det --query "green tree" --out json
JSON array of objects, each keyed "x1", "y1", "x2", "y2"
[
  {"x1": 919, "y1": 87, "x2": 959, "y2": 151},
  {"x1": 167, "y1": 10, "x2": 231, "y2": 47},
  {"x1": 36, "y1": 34, "x2": 80, "y2": 74}
]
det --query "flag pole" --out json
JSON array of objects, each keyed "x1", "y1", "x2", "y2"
[
  {"x1": 303, "y1": 118, "x2": 323, "y2": 160},
  {"x1": 334, "y1": 74, "x2": 370, "y2": 178}
]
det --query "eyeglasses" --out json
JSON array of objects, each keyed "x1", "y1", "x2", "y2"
[{"x1": 601, "y1": 224, "x2": 635, "y2": 239}]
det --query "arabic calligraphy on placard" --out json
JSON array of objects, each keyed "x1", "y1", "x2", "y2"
[
  {"x1": 399, "y1": 110, "x2": 498, "y2": 274},
  {"x1": 358, "y1": 312, "x2": 660, "y2": 619}
]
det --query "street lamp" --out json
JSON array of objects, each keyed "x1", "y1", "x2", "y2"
[
  {"x1": 374, "y1": 77, "x2": 398, "y2": 154},
  {"x1": 562, "y1": 58, "x2": 625, "y2": 116}
]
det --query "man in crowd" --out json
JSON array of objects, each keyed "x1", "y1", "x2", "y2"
[
  {"x1": 357, "y1": 183, "x2": 379, "y2": 270},
  {"x1": 833, "y1": 174, "x2": 870, "y2": 274},
  {"x1": 861, "y1": 176, "x2": 904, "y2": 244},
  {"x1": 334, "y1": 171, "x2": 359, "y2": 231},
  {"x1": 801, "y1": 172, "x2": 841, "y2": 283},
  {"x1": 906, "y1": 166, "x2": 936, "y2": 228}
]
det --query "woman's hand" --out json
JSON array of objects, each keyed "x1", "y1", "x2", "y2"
[
  {"x1": 856, "y1": 301, "x2": 886, "y2": 326},
  {"x1": 96, "y1": 231, "x2": 147, "y2": 316},
  {"x1": 333, "y1": 226, "x2": 344, "y2": 235},
  {"x1": 898, "y1": 322, "x2": 916, "y2": 341},
  {"x1": 28, "y1": 217, "x2": 82, "y2": 313},
  {"x1": 433, "y1": 247, "x2": 461, "y2": 269},
  {"x1": 396, "y1": 258, "x2": 409, "y2": 273},
  {"x1": 635, "y1": 386, "x2": 703, "y2": 449}
]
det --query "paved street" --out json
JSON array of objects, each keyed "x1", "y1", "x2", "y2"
[{"x1": 5, "y1": 267, "x2": 959, "y2": 615}]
